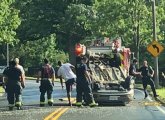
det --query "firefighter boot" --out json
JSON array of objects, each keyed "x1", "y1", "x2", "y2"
[
  {"x1": 40, "y1": 102, "x2": 45, "y2": 107},
  {"x1": 48, "y1": 101, "x2": 53, "y2": 106},
  {"x1": 89, "y1": 102, "x2": 98, "y2": 107},
  {"x1": 17, "y1": 106, "x2": 22, "y2": 110},
  {"x1": 48, "y1": 99, "x2": 54, "y2": 106},
  {"x1": 75, "y1": 102, "x2": 83, "y2": 107},
  {"x1": 15, "y1": 102, "x2": 22, "y2": 110},
  {"x1": 9, "y1": 106, "x2": 14, "y2": 111}
]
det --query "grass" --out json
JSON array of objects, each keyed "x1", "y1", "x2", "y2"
[
  {"x1": 156, "y1": 88, "x2": 165, "y2": 103},
  {"x1": 0, "y1": 86, "x2": 4, "y2": 93}
]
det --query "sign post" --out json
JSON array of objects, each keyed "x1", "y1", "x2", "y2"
[
  {"x1": 7, "y1": 43, "x2": 9, "y2": 67},
  {"x1": 151, "y1": 0, "x2": 159, "y2": 88}
]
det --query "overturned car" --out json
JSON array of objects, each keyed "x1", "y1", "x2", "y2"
[{"x1": 75, "y1": 39, "x2": 134, "y2": 105}]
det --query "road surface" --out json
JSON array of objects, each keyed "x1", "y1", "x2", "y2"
[{"x1": 0, "y1": 80, "x2": 165, "y2": 120}]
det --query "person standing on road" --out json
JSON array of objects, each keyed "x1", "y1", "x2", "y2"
[
  {"x1": 75, "y1": 56, "x2": 98, "y2": 107},
  {"x1": 37, "y1": 58, "x2": 55, "y2": 107},
  {"x1": 57, "y1": 61, "x2": 76, "y2": 106},
  {"x1": 127, "y1": 59, "x2": 141, "y2": 98},
  {"x1": 57, "y1": 61, "x2": 64, "y2": 89},
  {"x1": 139, "y1": 60, "x2": 159, "y2": 99},
  {"x1": 129, "y1": 59, "x2": 141, "y2": 77},
  {"x1": 14, "y1": 58, "x2": 25, "y2": 80},
  {"x1": 3, "y1": 60, "x2": 25, "y2": 110}
]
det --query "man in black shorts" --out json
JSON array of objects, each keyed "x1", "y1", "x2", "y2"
[{"x1": 58, "y1": 62, "x2": 76, "y2": 106}]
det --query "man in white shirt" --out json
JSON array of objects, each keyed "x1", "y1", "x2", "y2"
[
  {"x1": 58, "y1": 61, "x2": 76, "y2": 106},
  {"x1": 14, "y1": 58, "x2": 25, "y2": 86}
]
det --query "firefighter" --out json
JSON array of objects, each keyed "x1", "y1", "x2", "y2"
[
  {"x1": 3, "y1": 60, "x2": 25, "y2": 110},
  {"x1": 139, "y1": 60, "x2": 159, "y2": 99},
  {"x1": 75, "y1": 56, "x2": 98, "y2": 107},
  {"x1": 127, "y1": 59, "x2": 141, "y2": 95},
  {"x1": 129, "y1": 59, "x2": 141, "y2": 77},
  {"x1": 36, "y1": 58, "x2": 55, "y2": 107}
]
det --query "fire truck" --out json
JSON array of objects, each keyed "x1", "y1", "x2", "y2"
[{"x1": 75, "y1": 38, "x2": 134, "y2": 105}]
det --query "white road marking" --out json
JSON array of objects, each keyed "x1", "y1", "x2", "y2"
[{"x1": 136, "y1": 89, "x2": 165, "y2": 114}]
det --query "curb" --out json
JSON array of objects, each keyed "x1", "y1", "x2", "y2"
[
  {"x1": 135, "y1": 88, "x2": 165, "y2": 106},
  {"x1": 155, "y1": 98, "x2": 165, "y2": 106}
]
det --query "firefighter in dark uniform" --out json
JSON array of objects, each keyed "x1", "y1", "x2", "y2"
[
  {"x1": 129, "y1": 59, "x2": 141, "y2": 77},
  {"x1": 139, "y1": 60, "x2": 158, "y2": 99},
  {"x1": 126, "y1": 59, "x2": 141, "y2": 98},
  {"x1": 37, "y1": 58, "x2": 55, "y2": 107},
  {"x1": 3, "y1": 60, "x2": 25, "y2": 110},
  {"x1": 75, "y1": 56, "x2": 98, "y2": 107}
]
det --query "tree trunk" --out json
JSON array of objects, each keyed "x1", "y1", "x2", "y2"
[
  {"x1": 68, "y1": 36, "x2": 76, "y2": 66},
  {"x1": 136, "y1": 24, "x2": 140, "y2": 68}
]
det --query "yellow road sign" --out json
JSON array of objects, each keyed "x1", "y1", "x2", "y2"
[{"x1": 147, "y1": 41, "x2": 164, "y2": 57}]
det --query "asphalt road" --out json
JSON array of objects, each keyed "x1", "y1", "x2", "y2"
[{"x1": 0, "y1": 80, "x2": 165, "y2": 120}]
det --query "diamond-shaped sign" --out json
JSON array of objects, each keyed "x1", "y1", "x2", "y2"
[{"x1": 147, "y1": 41, "x2": 164, "y2": 57}]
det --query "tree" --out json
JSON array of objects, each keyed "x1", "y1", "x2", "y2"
[
  {"x1": 15, "y1": 0, "x2": 69, "y2": 42},
  {"x1": 0, "y1": 0, "x2": 21, "y2": 65},
  {"x1": 0, "y1": 0, "x2": 21, "y2": 44},
  {"x1": 9, "y1": 34, "x2": 68, "y2": 67},
  {"x1": 58, "y1": 4, "x2": 94, "y2": 64},
  {"x1": 89, "y1": 0, "x2": 165, "y2": 66}
]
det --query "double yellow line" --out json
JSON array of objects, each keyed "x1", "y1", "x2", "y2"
[
  {"x1": 44, "y1": 98, "x2": 76, "y2": 120},
  {"x1": 44, "y1": 107, "x2": 69, "y2": 120}
]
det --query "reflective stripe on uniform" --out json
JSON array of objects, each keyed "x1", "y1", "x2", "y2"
[
  {"x1": 89, "y1": 102, "x2": 98, "y2": 107},
  {"x1": 119, "y1": 53, "x2": 124, "y2": 68},
  {"x1": 48, "y1": 99, "x2": 53, "y2": 103},
  {"x1": 9, "y1": 104, "x2": 14, "y2": 107},
  {"x1": 15, "y1": 102, "x2": 22, "y2": 106},
  {"x1": 75, "y1": 102, "x2": 82, "y2": 106},
  {"x1": 40, "y1": 101, "x2": 46, "y2": 104}
]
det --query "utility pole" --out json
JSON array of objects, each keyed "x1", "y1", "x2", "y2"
[
  {"x1": 7, "y1": 43, "x2": 9, "y2": 67},
  {"x1": 152, "y1": 0, "x2": 159, "y2": 88}
]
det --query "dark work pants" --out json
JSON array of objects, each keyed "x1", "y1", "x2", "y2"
[
  {"x1": 6, "y1": 83, "x2": 22, "y2": 107},
  {"x1": 142, "y1": 76, "x2": 157, "y2": 97},
  {"x1": 76, "y1": 79, "x2": 94, "y2": 104},
  {"x1": 40, "y1": 80, "x2": 53, "y2": 104}
]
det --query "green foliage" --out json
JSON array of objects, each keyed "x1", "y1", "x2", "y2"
[
  {"x1": 15, "y1": 0, "x2": 69, "y2": 41},
  {"x1": 1, "y1": 0, "x2": 164, "y2": 68},
  {"x1": 0, "y1": 0, "x2": 21, "y2": 44},
  {"x1": 58, "y1": 3, "x2": 95, "y2": 64},
  {"x1": 58, "y1": 4, "x2": 94, "y2": 44},
  {"x1": 9, "y1": 34, "x2": 68, "y2": 67},
  {"x1": 88, "y1": 0, "x2": 165, "y2": 66}
]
